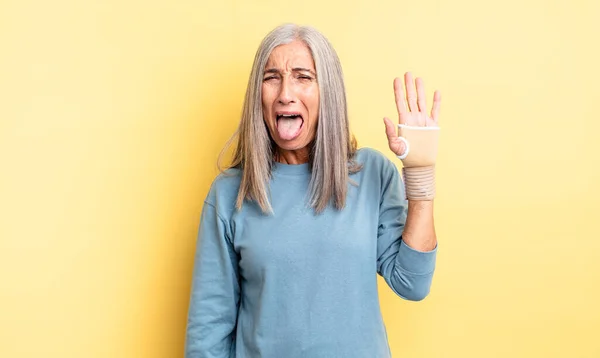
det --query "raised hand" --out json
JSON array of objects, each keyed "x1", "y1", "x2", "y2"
[{"x1": 383, "y1": 72, "x2": 441, "y2": 157}]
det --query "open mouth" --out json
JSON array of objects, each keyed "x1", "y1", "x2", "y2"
[
  {"x1": 276, "y1": 113, "x2": 304, "y2": 140},
  {"x1": 276, "y1": 113, "x2": 303, "y2": 120}
]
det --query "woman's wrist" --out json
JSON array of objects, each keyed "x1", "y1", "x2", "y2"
[{"x1": 402, "y1": 165, "x2": 436, "y2": 201}]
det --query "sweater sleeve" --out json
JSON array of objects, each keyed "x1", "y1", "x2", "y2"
[
  {"x1": 375, "y1": 160, "x2": 437, "y2": 301},
  {"x1": 185, "y1": 201, "x2": 240, "y2": 357}
]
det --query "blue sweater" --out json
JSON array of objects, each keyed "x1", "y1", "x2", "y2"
[{"x1": 185, "y1": 147, "x2": 437, "y2": 358}]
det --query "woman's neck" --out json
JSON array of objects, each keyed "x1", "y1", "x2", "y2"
[{"x1": 274, "y1": 147, "x2": 311, "y2": 164}]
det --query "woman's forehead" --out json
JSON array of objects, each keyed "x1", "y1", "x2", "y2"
[{"x1": 265, "y1": 41, "x2": 315, "y2": 71}]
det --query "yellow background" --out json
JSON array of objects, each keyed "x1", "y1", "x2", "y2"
[{"x1": 1, "y1": 0, "x2": 599, "y2": 357}]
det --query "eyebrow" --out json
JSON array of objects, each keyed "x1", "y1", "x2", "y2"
[{"x1": 264, "y1": 67, "x2": 316, "y2": 76}]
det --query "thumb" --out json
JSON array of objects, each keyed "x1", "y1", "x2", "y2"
[
  {"x1": 383, "y1": 117, "x2": 397, "y2": 142},
  {"x1": 383, "y1": 117, "x2": 407, "y2": 157}
]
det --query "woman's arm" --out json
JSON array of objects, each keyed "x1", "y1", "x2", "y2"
[
  {"x1": 376, "y1": 159, "x2": 436, "y2": 302},
  {"x1": 402, "y1": 200, "x2": 437, "y2": 252},
  {"x1": 377, "y1": 71, "x2": 441, "y2": 300},
  {"x1": 185, "y1": 201, "x2": 240, "y2": 358}
]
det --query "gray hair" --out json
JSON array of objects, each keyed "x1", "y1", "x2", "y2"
[{"x1": 219, "y1": 23, "x2": 362, "y2": 214}]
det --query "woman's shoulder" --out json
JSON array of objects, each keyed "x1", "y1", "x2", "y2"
[
  {"x1": 213, "y1": 166, "x2": 243, "y2": 186},
  {"x1": 352, "y1": 147, "x2": 403, "y2": 198},
  {"x1": 204, "y1": 167, "x2": 242, "y2": 209},
  {"x1": 354, "y1": 146, "x2": 398, "y2": 172}
]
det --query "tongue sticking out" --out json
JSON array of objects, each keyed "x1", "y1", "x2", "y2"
[{"x1": 277, "y1": 116, "x2": 303, "y2": 140}]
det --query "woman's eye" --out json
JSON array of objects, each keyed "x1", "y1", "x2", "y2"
[
  {"x1": 299, "y1": 75, "x2": 312, "y2": 80},
  {"x1": 263, "y1": 76, "x2": 277, "y2": 81}
]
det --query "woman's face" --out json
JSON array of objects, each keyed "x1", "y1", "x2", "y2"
[{"x1": 262, "y1": 40, "x2": 319, "y2": 155}]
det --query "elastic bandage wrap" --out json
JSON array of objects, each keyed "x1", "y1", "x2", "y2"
[{"x1": 397, "y1": 124, "x2": 440, "y2": 201}]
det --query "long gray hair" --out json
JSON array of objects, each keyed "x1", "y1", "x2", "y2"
[{"x1": 219, "y1": 23, "x2": 362, "y2": 214}]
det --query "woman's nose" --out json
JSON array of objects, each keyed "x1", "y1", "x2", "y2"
[{"x1": 277, "y1": 78, "x2": 295, "y2": 104}]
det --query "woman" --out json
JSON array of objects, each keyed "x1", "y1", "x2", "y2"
[{"x1": 185, "y1": 23, "x2": 441, "y2": 358}]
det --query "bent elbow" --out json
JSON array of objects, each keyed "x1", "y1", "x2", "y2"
[
  {"x1": 403, "y1": 286, "x2": 431, "y2": 301},
  {"x1": 390, "y1": 266, "x2": 434, "y2": 301}
]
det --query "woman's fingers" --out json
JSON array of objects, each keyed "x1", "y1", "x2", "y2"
[
  {"x1": 395, "y1": 72, "x2": 440, "y2": 127},
  {"x1": 383, "y1": 117, "x2": 407, "y2": 155},
  {"x1": 383, "y1": 117, "x2": 397, "y2": 141},
  {"x1": 404, "y1": 72, "x2": 419, "y2": 113},
  {"x1": 393, "y1": 77, "x2": 408, "y2": 124},
  {"x1": 416, "y1": 77, "x2": 427, "y2": 114},
  {"x1": 431, "y1": 90, "x2": 441, "y2": 124},
  {"x1": 416, "y1": 77, "x2": 427, "y2": 126}
]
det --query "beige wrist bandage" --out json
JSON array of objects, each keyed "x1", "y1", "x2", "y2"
[{"x1": 396, "y1": 124, "x2": 440, "y2": 201}]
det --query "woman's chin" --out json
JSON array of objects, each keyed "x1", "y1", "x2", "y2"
[{"x1": 275, "y1": 137, "x2": 311, "y2": 152}]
